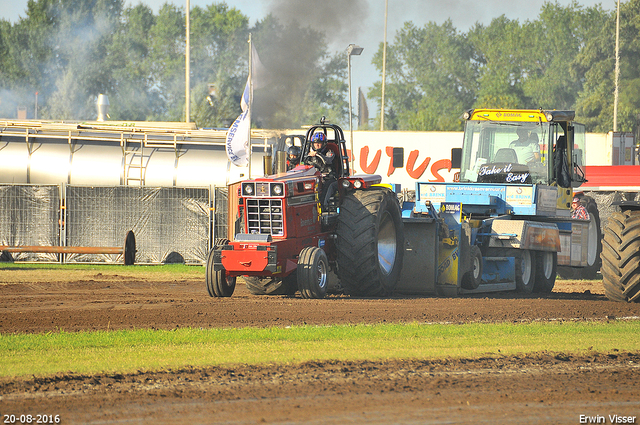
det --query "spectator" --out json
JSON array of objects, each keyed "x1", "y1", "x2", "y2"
[{"x1": 571, "y1": 197, "x2": 590, "y2": 220}]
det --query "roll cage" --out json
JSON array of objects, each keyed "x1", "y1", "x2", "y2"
[{"x1": 301, "y1": 116, "x2": 351, "y2": 178}]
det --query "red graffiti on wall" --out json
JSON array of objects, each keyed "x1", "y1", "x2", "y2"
[
  {"x1": 406, "y1": 150, "x2": 431, "y2": 180},
  {"x1": 429, "y1": 158, "x2": 452, "y2": 182},
  {"x1": 385, "y1": 146, "x2": 396, "y2": 177},
  {"x1": 359, "y1": 146, "x2": 382, "y2": 174},
  {"x1": 357, "y1": 146, "x2": 453, "y2": 182}
]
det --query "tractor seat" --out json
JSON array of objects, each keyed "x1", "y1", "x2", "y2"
[{"x1": 493, "y1": 148, "x2": 519, "y2": 163}]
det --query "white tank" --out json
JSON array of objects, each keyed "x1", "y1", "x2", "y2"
[{"x1": 0, "y1": 120, "x2": 279, "y2": 187}]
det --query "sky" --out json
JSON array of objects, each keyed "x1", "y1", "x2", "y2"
[{"x1": 3, "y1": 0, "x2": 615, "y2": 110}]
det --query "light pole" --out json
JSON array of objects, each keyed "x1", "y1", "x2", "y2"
[
  {"x1": 613, "y1": 0, "x2": 621, "y2": 132},
  {"x1": 347, "y1": 44, "x2": 363, "y2": 173},
  {"x1": 185, "y1": 0, "x2": 190, "y2": 123},
  {"x1": 381, "y1": 0, "x2": 388, "y2": 131}
]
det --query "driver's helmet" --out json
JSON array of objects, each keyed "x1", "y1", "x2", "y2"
[
  {"x1": 311, "y1": 132, "x2": 327, "y2": 145},
  {"x1": 287, "y1": 145, "x2": 301, "y2": 162}
]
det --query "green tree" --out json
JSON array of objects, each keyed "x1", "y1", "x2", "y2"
[
  {"x1": 575, "y1": 0, "x2": 640, "y2": 132},
  {"x1": 144, "y1": 3, "x2": 187, "y2": 122},
  {"x1": 468, "y1": 16, "x2": 530, "y2": 109},
  {"x1": 370, "y1": 20, "x2": 477, "y2": 130},
  {"x1": 521, "y1": 1, "x2": 609, "y2": 111},
  {"x1": 189, "y1": 3, "x2": 249, "y2": 128},
  {"x1": 102, "y1": 4, "x2": 160, "y2": 121}
]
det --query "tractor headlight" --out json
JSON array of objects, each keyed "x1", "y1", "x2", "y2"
[
  {"x1": 353, "y1": 180, "x2": 363, "y2": 189},
  {"x1": 242, "y1": 182, "x2": 254, "y2": 196},
  {"x1": 271, "y1": 183, "x2": 284, "y2": 196},
  {"x1": 545, "y1": 112, "x2": 554, "y2": 122},
  {"x1": 341, "y1": 180, "x2": 351, "y2": 189}
]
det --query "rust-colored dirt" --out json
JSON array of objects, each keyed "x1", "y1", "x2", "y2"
[{"x1": 1, "y1": 271, "x2": 639, "y2": 424}]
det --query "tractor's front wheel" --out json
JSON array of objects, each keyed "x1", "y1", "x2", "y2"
[
  {"x1": 297, "y1": 246, "x2": 328, "y2": 299},
  {"x1": 206, "y1": 249, "x2": 235, "y2": 297},
  {"x1": 336, "y1": 188, "x2": 404, "y2": 296}
]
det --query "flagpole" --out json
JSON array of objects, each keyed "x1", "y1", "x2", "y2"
[{"x1": 247, "y1": 33, "x2": 253, "y2": 179}]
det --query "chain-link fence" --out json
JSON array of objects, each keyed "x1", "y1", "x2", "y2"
[
  {"x1": 65, "y1": 186, "x2": 210, "y2": 264},
  {"x1": 0, "y1": 184, "x2": 222, "y2": 264},
  {"x1": 0, "y1": 184, "x2": 60, "y2": 261}
]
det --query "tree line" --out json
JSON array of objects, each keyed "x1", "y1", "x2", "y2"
[
  {"x1": 0, "y1": 0, "x2": 637, "y2": 133},
  {"x1": 371, "y1": 0, "x2": 640, "y2": 133}
]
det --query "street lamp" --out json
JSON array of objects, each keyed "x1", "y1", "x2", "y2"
[
  {"x1": 381, "y1": 0, "x2": 388, "y2": 131},
  {"x1": 613, "y1": 0, "x2": 621, "y2": 132},
  {"x1": 185, "y1": 0, "x2": 191, "y2": 123},
  {"x1": 347, "y1": 44, "x2": 363, "y2": 173}
]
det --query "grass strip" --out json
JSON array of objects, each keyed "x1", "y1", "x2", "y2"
[{"x1": 1, "y1": 320, "x2": 639, "y2": 378}]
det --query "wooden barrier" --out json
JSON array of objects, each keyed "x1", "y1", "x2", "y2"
[{"x1": 0, "y1": 231, "x2": 136, "y2": 265}]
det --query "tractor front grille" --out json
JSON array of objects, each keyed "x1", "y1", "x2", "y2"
[{"x1": 246, "y1": 198, "x2": 284, "y2": 236}]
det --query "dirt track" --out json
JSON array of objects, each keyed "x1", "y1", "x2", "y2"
[{"x1": 1, "y1": 270, "x2": 640, "y2": 424}]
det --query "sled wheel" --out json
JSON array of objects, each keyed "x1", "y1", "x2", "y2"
[
  {"x1": 461, "y1": 245, "x2": 483, "y2": 290},
  {"x1": 557, "y1": 195, "x2": 602, "y2": 279},
  {"x1": 516, "y1": 249, "x2": 536, "y2": 293},
  {"x1": 534, "y1": 251, "x2": 557, "y2": 293}
]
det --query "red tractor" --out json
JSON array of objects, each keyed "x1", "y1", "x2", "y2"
[{"x1": 206, "y1": 118, "x2": 404, "y2": 298}]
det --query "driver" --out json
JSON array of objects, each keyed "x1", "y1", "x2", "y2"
[
  {"x1": 304, "y1": 131, "x2": 337, "y2": 211},
  {"x1": 510, "y1": 128, "x2": 541, "y2": 164},
  {"x1": 286, "y1": 145, "x2": 301, "y2": 171},
  {"x1": 304, "y1": 132, "x2": 334, "y2": 173}
]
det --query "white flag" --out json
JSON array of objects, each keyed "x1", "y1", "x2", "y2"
[
  {"x1": 227, "y1": 42, "x2": 267, "y2": 167},
  {"x1": 240, "y1": 44, "x2": 266, "y2": 112},
  {"x1": 225, "y1": 109, "x2": 250, "y2": 167},
  {"x1": 240, "y1": 76, "x2": 250, "y2": 113}
]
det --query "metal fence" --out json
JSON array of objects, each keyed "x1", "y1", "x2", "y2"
[
  {"x1": 0, "y1": 184, "x2": 60, "y2": 262},
  {"x1": 0, "y1": 184, "x2": 224, "y2": 264}
]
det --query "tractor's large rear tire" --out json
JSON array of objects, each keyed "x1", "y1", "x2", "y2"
[
  {"x1": 557, "y1": 195, "x2": 602, "y2": 279},
  {"x1": 601, "y1": 210, "x2": 640, "y2": 303},
  {"x1": 336, "y1": 188, "x2": 404, "y2": 297},
  {"x1": 244, "y1": 276, "x2": 297, "y2": 296},
  {"x1": 205, "y1": 249, "x2": 235, "y2": 297}
]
